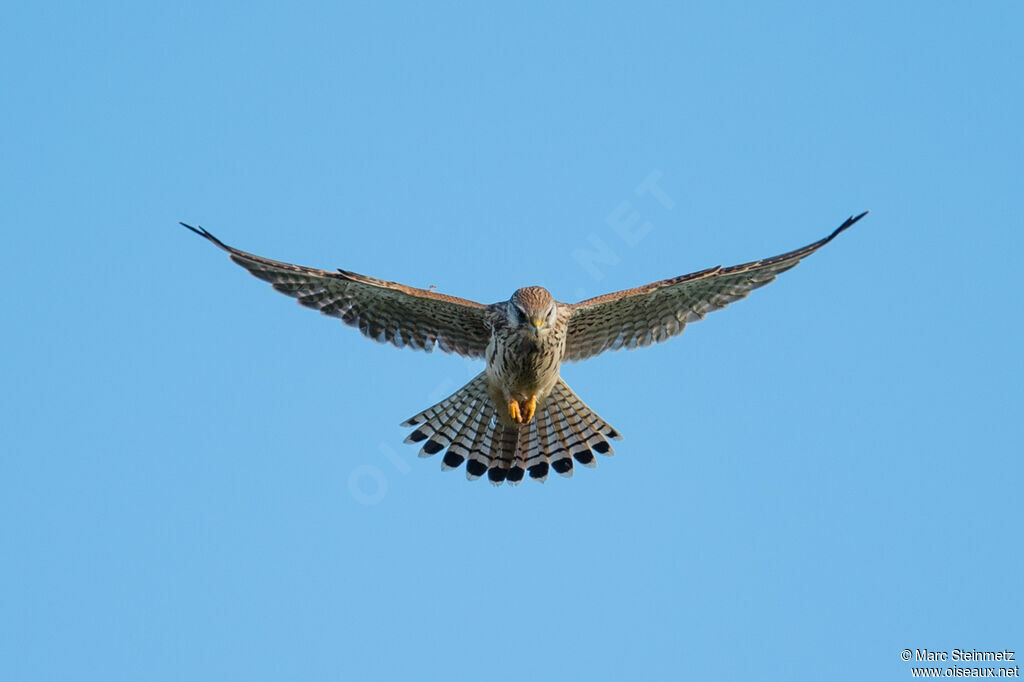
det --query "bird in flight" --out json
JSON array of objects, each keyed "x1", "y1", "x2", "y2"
[{"x1": 181, "y1": 211, "x2": 866, "y2": 485}]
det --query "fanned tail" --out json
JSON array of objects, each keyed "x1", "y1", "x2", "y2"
[{"x1": 402, "y1": 374, "x2": 623, "y2": 486}]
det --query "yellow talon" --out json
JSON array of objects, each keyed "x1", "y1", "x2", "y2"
[
  {"x1": 522, "y1": 396, "x2": 537, "y2": 424},
  {"x1": 507, "y1": 396, "x2": 537, "y2": 424}
]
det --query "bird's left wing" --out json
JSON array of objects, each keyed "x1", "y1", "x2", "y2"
[
  {"x1": 562, "y1": 212, "x2": 867, "y2": 362},
  {"x1": 181, "y1": 224, "x2": 493, "y2": 358}
]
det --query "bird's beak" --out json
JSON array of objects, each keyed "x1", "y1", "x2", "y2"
[{"x1": 531, "y1": 319, "x2": 544, "y2": 334}]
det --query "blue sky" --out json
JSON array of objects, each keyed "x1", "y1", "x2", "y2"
[{"x1": 2, "y1": 2, "x2": 1021, "y2": 680}]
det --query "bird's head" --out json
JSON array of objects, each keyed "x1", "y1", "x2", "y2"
[{"x1": 508, "y1": 286, "x2": 556, "y2": 336}]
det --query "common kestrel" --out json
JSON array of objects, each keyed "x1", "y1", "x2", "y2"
[{"x1": 181, "y1": 211, "x2": 866, "y2": 485}]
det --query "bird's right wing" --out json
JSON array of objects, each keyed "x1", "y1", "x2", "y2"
[
  {"x1": 182, "y1": 224, "x2": 493, "y2": 358},
  {"x1": 562, "y1": 212, "x2": 867, "y2": 361}
]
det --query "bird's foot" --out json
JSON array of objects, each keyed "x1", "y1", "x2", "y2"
[
  {"x1": 521, "y1": 395, "x2": 537, "y2": 424},
  {"x1": 507, "y1": 396, "x2": 537, "y2": 424},
  {"x1": 508, "y1": 399, "x2": 522, "y2": 423}
]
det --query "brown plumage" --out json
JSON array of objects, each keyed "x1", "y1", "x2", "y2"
[{"x1": 180, "y1": 211, "x2": 866, "y2": 485}]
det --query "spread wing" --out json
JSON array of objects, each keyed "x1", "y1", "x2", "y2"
[
  {"x1": 181, "y1": 224, "x2": 492, "y2": 358},
  {"x1": 563, "y1": 212, "x2": 867, "y2": 361}
]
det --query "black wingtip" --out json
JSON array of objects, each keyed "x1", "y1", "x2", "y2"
[
  {"x1": 826, "y1": 210, "x2": 869, "y2": 242},
  {"x1": 179, "y1": 222, "x2": 230, "y2": 250}
]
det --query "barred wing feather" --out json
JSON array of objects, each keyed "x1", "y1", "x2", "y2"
[
  {"x1": 563, "y1": 212, "x2": 867, "y2": 361},
  {"x1": 181, "y1": 224, "x2": 492, "y2": 358}
]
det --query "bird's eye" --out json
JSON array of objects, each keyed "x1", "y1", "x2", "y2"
[{"x1": 515, "y1": 307, "x2": 526, "y2": 322}]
